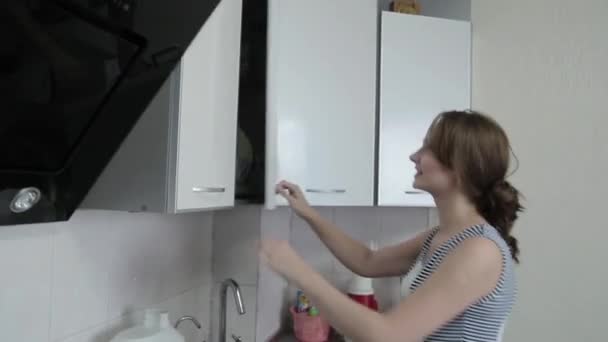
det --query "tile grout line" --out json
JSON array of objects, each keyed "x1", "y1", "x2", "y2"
[
  {"x1": 205, "y1": 212, "x2": 215, "y2": 342},
  {"x1": 103, "y1": 224, "x2": 119, "y2": 337},
  {"x1": 330, "y1": 207, "x2": 344, "y2": 280},
  {"x1": 47, "y1": 227, "x2": 57, "y2": 342}
]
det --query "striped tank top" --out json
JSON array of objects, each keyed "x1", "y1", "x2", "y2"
[{"x1": 402, "y1": 224, "x2": 517, "y2": 342}]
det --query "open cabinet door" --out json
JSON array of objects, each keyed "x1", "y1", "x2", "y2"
[
  {"x1": 265, "y1": 0, "x2": 377, "y2": 209},
  {"x1": 175, "y1": 0, "x2": 242, "y2": 211}
]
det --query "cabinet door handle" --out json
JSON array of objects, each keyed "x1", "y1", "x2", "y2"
[
  {"x1": 305, "y1": 188, "x2": 347, "y2": 194},
  {"x1": 404, "y1": 190, "x2": 425, "y2": 195},
  {"x1": 192, "y1": 187, "x2": 226, "y2": 193}
]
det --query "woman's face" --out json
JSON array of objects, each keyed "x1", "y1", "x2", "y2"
[{"x1": 409, "y1": 140, "x2": 456, "y2": 196}]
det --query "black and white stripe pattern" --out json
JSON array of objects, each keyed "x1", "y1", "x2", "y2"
[{"x1": 407, "y1": 224, "x2": 517, "y2": 342}]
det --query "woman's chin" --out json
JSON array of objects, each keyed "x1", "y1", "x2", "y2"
[
  {"x1": 412, "y1": 181, "x2": 432, "y2": 194},
  {"x1": 412, "y1": 182, "x2": 424, "y2": 191}
]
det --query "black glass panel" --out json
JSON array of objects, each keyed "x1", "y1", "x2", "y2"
[
  {"x1": 0, "y1": 0, "x2": 143, "y2": 171},
  {"x1": 0, "y1": 0, "x2": 219, "y2": 172},
  {"x1": 0, "y1": 0, "x2": 220, "y2": 225}
]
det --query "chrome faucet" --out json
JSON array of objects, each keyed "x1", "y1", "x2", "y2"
[
  {"x1": 174, "y1": 315, "x2": 202, "y2": 329},
  {"x1": 174, "y1": 316, "x2": 204, "y2": 341},
  {"x1": 220, "y1": 278, "x2": 246, "y2": 342}
]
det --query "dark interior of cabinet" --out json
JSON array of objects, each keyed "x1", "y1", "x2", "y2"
[{"x1": 235, "y1": 0, "x2": 267, "y2": 203}]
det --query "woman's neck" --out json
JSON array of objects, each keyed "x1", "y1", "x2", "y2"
[{"x1": 434, "y1": 191, "x2": 486, "y2": 234}]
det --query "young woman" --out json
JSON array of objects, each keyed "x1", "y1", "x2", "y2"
[{"x1": 259, "y1": 110, "x2": 523, "y2": 342}]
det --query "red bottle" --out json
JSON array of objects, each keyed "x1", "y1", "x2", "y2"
[{"x1": 346, "y1": 273, "x2": 378, "y2": 311}]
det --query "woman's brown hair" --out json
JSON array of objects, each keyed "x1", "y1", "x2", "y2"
[{"x1": 426, "y1": 110, "x2": 523, "y2": 263}]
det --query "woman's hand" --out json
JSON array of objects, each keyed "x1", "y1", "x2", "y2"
[
  {"x1": 259, "y1": 239, "x2": 308, "y2": 281},
  {"x1": 275, "y1": 180, "x2": 316, "y2": 220}
]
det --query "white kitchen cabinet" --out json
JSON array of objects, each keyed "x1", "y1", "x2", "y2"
[
  {"x1": 83, "y1": 0, "x2": 242, "y2": 212},
  {"x1": 265, "y1": 0, "x2": 378, "y2": 207},
  {"x1": 377, "y1": 12, "x2": 471, "y2": 207},
  {"x1": 176, "y1": 0, "x2": 241, "y2": 211}
]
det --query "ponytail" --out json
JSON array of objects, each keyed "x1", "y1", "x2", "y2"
[{"x1": 476, "y1": 180, "x2": 524, "y2": 263}]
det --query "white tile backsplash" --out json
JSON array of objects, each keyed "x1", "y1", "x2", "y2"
[
  {"x1": 333, "y1": 207, "x2": 381, "y2": 244},
  {"x1": 290, "y1": 208, "x2": 333, "y2": 274},
  {"x1": 213, "y1": 206, "x2": 261, "y2": 286},
  {"x1": 256, "y1": 209, "x2": 292, "y2": 342},
  {"x1": 59, "y1": 284, "x2": 211, "y2": 342},
  {"x1": 260, "y1": 208, "x2": 292, "y2": 241},
  {"x1": 0, "y1": 224, "x2": 53, "y2": 342},
  {"x1": 0, "y1": 210, "x2": 213, "y2": 342},
  {"x1": 51, "y1": 212, "x2": 114, "y2": 340},
  {"x1": 106, "y1": 211, "x2": 212, "y2": 320},
  {"x1": 332, "y1": 207, "x2": 381, "y2": 275},
  {"x1": 378, "y1": 207, "x2": 429, "y2": 247},
  {"x1": 0, "y1": 203, "x2": 431, "y2": 342}
]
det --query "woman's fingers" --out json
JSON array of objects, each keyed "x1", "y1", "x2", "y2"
[
  {"x1": 276, "y1": 186, "x2": 296, "y2": 206},
  {"x1": 276, "y1": 180, "x2": 303, "y2": 199}
]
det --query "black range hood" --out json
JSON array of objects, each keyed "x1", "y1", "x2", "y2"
[{"x1": 0, "y1": 0, "x2": 221, "y2": 225}]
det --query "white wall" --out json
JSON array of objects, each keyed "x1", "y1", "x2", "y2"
[
  {"x1": 0, "y1": 210, "x2": 214, "y2": 342},
  {"x1": 472, "y1": 0, "x2": 608, "y2": 341}
]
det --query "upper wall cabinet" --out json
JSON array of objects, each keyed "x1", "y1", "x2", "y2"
[
  {"x1": 265, "y1": 0, "x2": 378, "y2": 207},
  {"x1": 82, "y1": 0, "x2": 242, "y2": 213},
  {"x1": 377, "y1": 12, "x2": 471, "y2": 207}
]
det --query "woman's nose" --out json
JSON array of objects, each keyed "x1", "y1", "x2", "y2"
[{"x1": 409, "y1": 151, "x2": 418, "y2": 163}]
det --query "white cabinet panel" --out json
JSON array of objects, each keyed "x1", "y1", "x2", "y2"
[
  {"x1": 176, "y1": 0, "x2": 242, "y2": 211},
  {"x1": 83, "y1": 0, "x2": 242, "y2": 213},
  {"x1": 378, "y1": 12, "x2": 471, "y2": 207},
  {"x1": 266, "y1": 0, "x2": 377, "y2": 207}
]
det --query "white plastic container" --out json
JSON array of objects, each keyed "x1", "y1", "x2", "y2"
[
  {"x1": 109, "y1": 309, "x2": 184, "y2": 342},
  {"x1": 346, "y1": 272, "x2": 374, "y2": 295}
]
